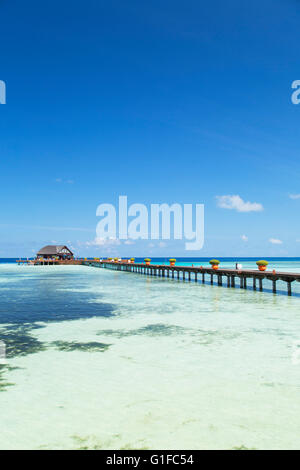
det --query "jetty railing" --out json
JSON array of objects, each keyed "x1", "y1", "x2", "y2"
[
  {"x1": 16, "y1": 259, "x2": 83, "y2": 266},
  {"x1": 81, "y1": 261, "x2": 300, "y2": 297}
]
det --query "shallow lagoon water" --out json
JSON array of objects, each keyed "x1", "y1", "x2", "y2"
[{"x1": 1, "y1": 261, "x2": 300, "y2": 449}]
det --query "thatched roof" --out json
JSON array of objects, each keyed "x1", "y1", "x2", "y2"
[{"x1": 37, "y1": 245, "x2": 73, "y2": 256}]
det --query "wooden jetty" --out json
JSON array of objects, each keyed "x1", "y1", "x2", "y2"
[
  {"x1": 16, "y1": 259, "x2": 83, "y2": 266},
  {"x1": 17, "y1": 256, "x2": 300, "y2": 296},
  {"x1": 82, "y1": 260, "x2": 300, "y2": 296}
]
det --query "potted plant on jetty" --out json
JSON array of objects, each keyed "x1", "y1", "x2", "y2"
[
  {"x1": 114, "y1": 257, "x2": 119, "y2": 263},
  {"x1": 144, "y1": 258, "x2": 151, "y2": 266},
  {"x1": 130, "y1": 258, "x2": 135, "y2": 263},
  {"x1": 169, "y1": 258, "x2": 176, "y2": 266},
  {"x1": 256, "y1": 260, "x2": 268, "y2": 271},
  {"x1": 209, "y1": 259, "x2": 220, "y2": 270}
]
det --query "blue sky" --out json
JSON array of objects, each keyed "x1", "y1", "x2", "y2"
[{"x1": 0, "y1": 0, "x2": 300, "y2": 257}]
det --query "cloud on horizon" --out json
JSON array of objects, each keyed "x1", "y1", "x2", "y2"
[
  {"x1": 82, "y1": 237, "x2": 121, "y2": 247},
  {"x1": 216, "y1": 195, "x2": 264, "y2": 213},
  {"x1": 269, "y1": 238, "x2": 283, "y2": 245}
]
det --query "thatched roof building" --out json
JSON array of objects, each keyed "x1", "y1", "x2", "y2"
[{"x1": 36, "y1": 245, "x2": 74, "y2": 260}]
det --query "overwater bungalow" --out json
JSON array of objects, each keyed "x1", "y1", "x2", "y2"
[{"x1": 36, "y1": 245, "x2": 74, "y2": 261}]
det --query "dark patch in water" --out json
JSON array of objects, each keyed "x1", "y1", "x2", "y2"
[
  {"x1": 0, "y1": 270, "x2": 117, "y2": 393},
  {"x1": 71, "y1": 435, "x2": 103, "y2": 450},
  {"x1": 190, "y1": 329, "x2": 240, "y2": 345},
  {"x1": 52, "y1": 341, "x2": 111, "y2": 352},
  {"x1": 0, "y1": 324, "x2": 48, "y2": 391},
  {"x1": 98, "y1": 325, "x2": 241, "y2": 348},
  {"x1": 232, "y1": 445, "x2": 257, "y2": 450},
  {"x1": 98, "y1": 323, "x2": 186, "y2": 338},
  {"x1": 139, "y1": 324, "x2": 186, "y2": 336},
  {"x1": 71, "y1": 434, "x2": 149, "y2": 450},
  {"x1": 0, "y1": 379, "x2": 14, "y2": 392},
  {"x1": 0, "y1": 364, "x2": 18, "y2": 392},
  {"x1": 0, "y1": 273, "x2": 115, "y2": 325},
  {"x1": 0, "y1": 325, "x2": 46, "y2": 358}
]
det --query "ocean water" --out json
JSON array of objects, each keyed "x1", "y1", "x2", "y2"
[{"x1": 1, "y1": 259, "x2": 300, "y2": 450}]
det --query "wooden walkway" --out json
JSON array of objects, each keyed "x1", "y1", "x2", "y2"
[
  {"x1": 17, "y1": 259, "x2": 300, "y2": 296},
  {"x1": 16, "y1": 259, "x2": 83, "y2": 266},
  {"x1": 83, "y1": 260, "x2": 300, "y2": 296}
]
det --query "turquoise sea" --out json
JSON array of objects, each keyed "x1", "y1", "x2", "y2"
[{"x1": 1, "y1": 258, "x2": 300, "y2": 449}]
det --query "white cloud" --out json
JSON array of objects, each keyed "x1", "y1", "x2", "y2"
[
  {"x1": 241, "y1": 234, "x2": 248, "y2": 242},
  {"x1": 83, "y1": 237, "x2": 121, "y2": 247},
  {"x1": 289, "y1": 194, "x2": 300, "y2": 200},
  {"x1": 269, "y1": 238, "x2": 283, "y2": 245},
  {"x1": 216, "y1": 195, "x2": 263, "y2": 213},
  {"x1": 124, "y1": 240, "x2": 135, "y2": 245},
  {"x1": 79, "y1": 237, "x2": 122, "y2": 255}
]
